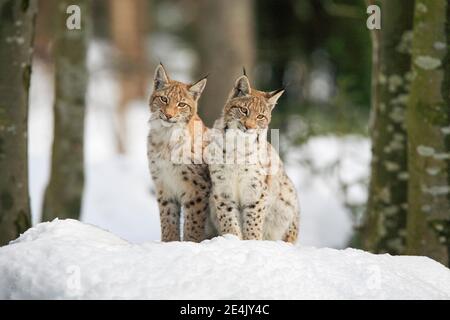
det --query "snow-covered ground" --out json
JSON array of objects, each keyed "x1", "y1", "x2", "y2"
[
  {"x1": 1, "y1": 219, "x2": 449, "y2": 300},
  {"x1": 28, "y1": 42, "x2": 369, "y2": 248}
]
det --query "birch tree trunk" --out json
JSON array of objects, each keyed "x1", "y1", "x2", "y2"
[
  {"x1": 42, "y1": 0, "x2": 90, "y2": 221},
  {"x1": 406, "y1": 0, "x2": 450, "y2": 266},
  {"x1": 363, "y1": 0, "x2": 415, "y2": 254},
  {"x1": 0, "y1": 0, "x2": 37, "y2": 245},
  {"x1": 194, "y1": 0, "x2": 255, "y2": 126}
]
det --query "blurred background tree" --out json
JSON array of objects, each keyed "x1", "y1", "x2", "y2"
[
  {"x1": 0, "y1": 0, "x2": 38, "y2": 246},
  {"x1": 362, "y1": 0, "x2": 414, "y2": 255},
  {"x1": 193, "y1": 0, "x2": 255, "y2": 126},
  {"x1": 109, "y1": 0, "x2": 150, "y2": 153},
  {"x1": 406, "y1": 0, "x2": 449, "y2": 266},
  {"x1": 42, "y1": 0, "x2": 90, "y2": 221}
]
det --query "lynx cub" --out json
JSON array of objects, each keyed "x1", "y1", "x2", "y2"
[
  {"x1": 206, "y1": 74, "x2": 299, "y2": 242},
  {"x1": 147, "y1": 64, "x2": 210, "y2": 242}
]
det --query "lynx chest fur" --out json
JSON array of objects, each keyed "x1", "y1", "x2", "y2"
[{"x1": 148, "y1": 121, "x2": 202, "y2": 198}]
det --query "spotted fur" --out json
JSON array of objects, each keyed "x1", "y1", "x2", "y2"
[
  {"x1": 147, "y1": 64, "x2": 210, "y2": 242},
  {"x1": 206, "y1": 75, "x2": 300, "y2": 243}
]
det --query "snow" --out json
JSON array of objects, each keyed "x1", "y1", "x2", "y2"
[
  {"x1": 0, "y1": 219, "x2": 449, "y2": 300},
  {"x1": 28, "y1": 42, "x2": 369, "y2": 248}
]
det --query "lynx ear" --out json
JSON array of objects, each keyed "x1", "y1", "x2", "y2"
[
  {"x1": 154, "y1": 63, "x2": 169, "y2": 90},
  {"x1": 231, "y1": 75, "x2": 251, "y2": 99},
  {"x1": 189, "y1": 77, "x2": 208, "y2": 100},
  {"x1": 267, "y1": 88, "x2": 285, "y2": 108}
]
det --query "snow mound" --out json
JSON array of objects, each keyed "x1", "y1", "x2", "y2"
[{"x1": 1, "y1": 219, "x2": 449, "y2": 299}]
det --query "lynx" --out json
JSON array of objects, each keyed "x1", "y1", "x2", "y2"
[
  {"x1": 206, "y1": 74, "x2": 300, "y2": 243},
  {"x1": 147, "y1": 64, "x2": 210, "y2": 242}
]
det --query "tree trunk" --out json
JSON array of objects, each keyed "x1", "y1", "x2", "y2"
[
  {"x1": 34, "y1": 0, "x2": 56, "y2": 64},
  {"x1": 363, "y1": 0, "x2": 415, "y2": 254},
  {"x1": 42, "y1": 0, "x2": 90, "y2": 222},
  {"x1": 406, "y1": 0, "x2": 450, "y2": 266},
  {"x1": 0, "y1": 0, "x2": 37, "y2": 245},
  {"x1": 109, "y1": 0, "x2": 149, "y2": 154},
  {"x1": 194, "y1": 0, "x2": 255, "y2": 126}
]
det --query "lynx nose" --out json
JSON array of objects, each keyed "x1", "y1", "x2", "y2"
[
  {"x1": 244, "y1": 119, "x2": 257, "y2": 129},
  {"x1": 162, "y1": 110, "x2": 174, "y2": 120}
]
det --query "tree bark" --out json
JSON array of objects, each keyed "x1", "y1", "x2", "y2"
[
  {"x1": 109, "y1": 0, "x2": 149, "y2": 154},
  {"x1": 406, "y1": 0, "x2": 450, "y2": 266},
  {"x1": 42, "y1": 0, "x2": 89, "y2": 222},
  {"x1": 363, "y1": 0, "x2": 415, "y2": 254},
  {"x1": 34, "y1": 0, "x2": 56, "y2": 64},
  {"x1": 194, "y1": 0, "x2": 255, "y2": 126},
  {"x1": 0, "y1": 0, "x2": 37, "y2": 245}
]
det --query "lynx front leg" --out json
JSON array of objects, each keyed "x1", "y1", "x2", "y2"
[
  {"x1": 182, "y1": 191, "x2": 209, "y2": 242},
  {"x1": 212, "y1": 192, "x2": 242, "y2": 239},
  {"x1": 157, "y1": 191, "x2": 181, "y2": 242},
  {"x1": 241, "y1": 174, "x2": 267, "y2": 240},
  {"x1": 242, "y1": 196, "x2": 266, "y2": 240},
  {"x1": 283, "y1": 218, "x2": 299, "y2": 243},
  {"x1": 180, "y1": 166, "x2": 211, "y2": 242}
]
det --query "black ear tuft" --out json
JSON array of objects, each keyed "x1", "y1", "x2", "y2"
[{"x1": 270, "y1": 88, "x2": 285, "y2": 97}]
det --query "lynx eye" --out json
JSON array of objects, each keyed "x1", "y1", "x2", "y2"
[
  {"x1": 239, "y1": 107, "x2": 249, "y2": 116},
  {"x1": 159, "y1": 96, "x2": 168, "y2": 104},
  {"x1": 178, "y1": 102, "x2": 189, "y2": 108},
  {"x1": 257, "y1": 114, "x2": 266, "y2": 120}
]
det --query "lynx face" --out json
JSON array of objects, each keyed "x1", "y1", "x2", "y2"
[
  {"x1": 149, "y1": 64, "x2": 207, "y2": 124},
  {"x1": 223, "y1": 75, "x2": 284, "y2": 133}
]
